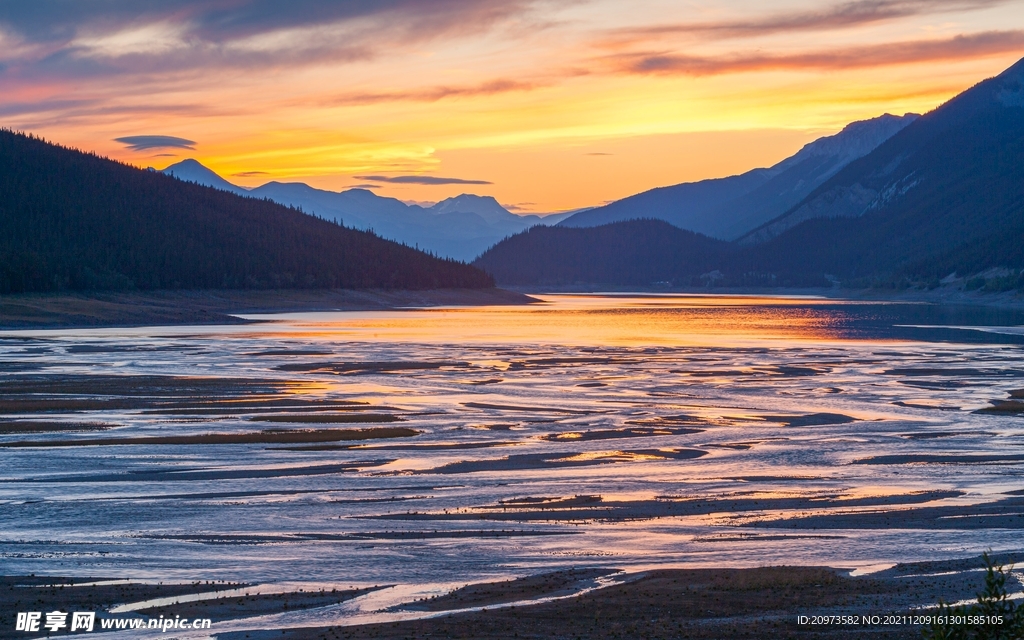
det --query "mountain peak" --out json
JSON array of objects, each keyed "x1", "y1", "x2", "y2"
[
  {"x1": 994, "y1": 55, "x2": 1024, "y2": 107},
  {"x1": 783, "y1": 113, "x2": 919, "y2": 167},
  {"x1": 923, "y1": 54, "x2": 1024, "y2": 118},
  {"x1": 558, "y1": 111, "x2": 917, "y2": 240},
  {"x1": 433, "y1": 193, "x2": 502, "y2": 209},
  {"x1": 162, "y1": 158, "x2": 247, "y2": 195},
  {"x1": 739, "y1": 55, "x2": 1024, "y2": 247},
  {"x1": 430, "y1": 194, "x2": 515, "y2": 224},
  {"x1": 166, "y1": 158, "x2": 205, "y2": 169}
]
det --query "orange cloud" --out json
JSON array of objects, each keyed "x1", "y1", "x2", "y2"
[
  {"x1": 3, "y1": 1, "x2": 1023, "y2": 212},
  {"x1": 615, "y1": 30, "x2": 1024, "y2": 76},
  {"x1": 320, "y1": 79, "x2": 542, "y2": 106}
]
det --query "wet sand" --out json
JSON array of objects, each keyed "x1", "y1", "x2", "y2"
[
  {"x1": 0, "y1": 288, "x2": 535, "y2": 329},
  {"x1": 754, "y1": 496, "x2": 1024, "y2": 530},
  {"x1": 396, "y1": 568, "x2": 616, "y2": 612},
  {"x1": 6, "y1": 557, "x2": 1013, "y2": 639},
  {"x1": 0, "y1": 577, "x2": 246, "y2": 639},
  {"x1": 135, "y1": 587, "x2": 380, "y2": 621},
  {"x1": 0, "y1": 421, "x2": 114, "y2": 434},
  {"x1": 214, "y1": 560, "x2": 1010, "y2": 640},
  {"x1": 0, "y1": 426, "x2": 416, "y2": 448},
  {"x1": 370, "y1": 489, "x2": 965, "y2": 523}
]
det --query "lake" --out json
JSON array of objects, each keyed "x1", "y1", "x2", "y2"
[{"x1": 2, "y1": 293, "x2": 1023, "y2": 629}]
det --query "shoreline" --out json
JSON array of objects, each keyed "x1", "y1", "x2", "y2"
[
  {"x1": 512, "y1": 284, "x2": 1024, "y2": 310},
  {"x1": 2, "y1": 285, "x2": 1022, "y2": 331},
  {"x1": 0, "y1": 288, "x2": 535, "y2": 330}
]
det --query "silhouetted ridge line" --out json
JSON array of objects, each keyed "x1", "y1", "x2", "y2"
[
  {"x1": 474, "y1": 220, "x2": 730, "y2": 286},
  {"x1": 478, "y1": 56, "x2": 1024, "y2": 290},
  {"x1": 0, "y1": 130, "x2": 493, "y2": 293},
  {"x1": 558, "y1": 113, "x2": 918, "y2": 240}
]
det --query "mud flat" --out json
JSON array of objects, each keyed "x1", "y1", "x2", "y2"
[
  {"x1": 369, "y1": 490, "x2": 964, "y2": 523},
  {"x1": 0, "y1": 288, "x2": 535, "y2": 329},
  {"x1": 134, "y1": 587, "x2": 380, "y2": 620},
  {"x1": 396, "y1": 568, "x2": 616, "y2": 612},
  {"x1": 4, "y1": 554, "x2": 1020, "y2": 639},
  {"x1": 0, "y1": 577, "x2": 377, "y2": 638},
  {"x1": 218, "y1": 557, "x2": 1019, "y2": 640},
  {"x1": 751, "y1": 496, "x2": 1024, "y2": 530},
  {"x1": 0, "y1": 426, "x2": 417, "y2": 448}
]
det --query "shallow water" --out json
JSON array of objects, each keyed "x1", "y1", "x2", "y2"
[{"x1": 2, "y1": 294, "x2": 1024, "y2": 628}]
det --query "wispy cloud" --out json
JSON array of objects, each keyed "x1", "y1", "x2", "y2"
[
  {"x1": 0, "y1": 98, "x2": 91, "y2": 117},
  {"x1": 232, "y1": 170, "x2": 268, "y2": 177},
  {"x1": 602, "y1": 0, "x2": 1009, "y2": 45},
  {"x1": 616, "y1": 30, "x2": 1024, "y2": 76},
  {"x1": 114, "y1": 135, "x2": 196, "y2": 151},
  {"x1": 0, "y1": 1, "x2": 533, "y2": 44},
  {"x1": 503, "y1": 202, "x2": 537, "y2": 211},
  {"x1": 357, "y1": 175, "x2": 493, "y2": 185},
  {"x1": 323, "y1": 79, "x2": 541, "y2": 106},
  {"x1": 0, "y1": 1, "x2": 540, "y2": 79}
]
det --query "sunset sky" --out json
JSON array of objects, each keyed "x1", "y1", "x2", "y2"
[{"x1": 2, "y1": 0, "x2": 1023, "y2": 213}]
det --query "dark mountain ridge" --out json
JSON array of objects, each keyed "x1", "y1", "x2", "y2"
[
  {"x1": 476, "y1": 57, "x2": 1024, "y2": 289},
  {"x1": 558, "y1": 168, "x2": 773, "y2": 235},
  {"x1": 558, "y1": 113, "x2": 917, "y2": 240},
  {"x1": 474, "y1": 220, "x2": 729, "y2": 287},
  {"x1": 0, "y1": 130, "x2": 493, "y2": 293},
  {"x1": 738, "y1": 55, "x2": 1024, "y2": 285}
]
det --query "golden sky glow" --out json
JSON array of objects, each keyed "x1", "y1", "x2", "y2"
[{"x1": 2, "y1": 0, "x2": 1023, "y2": 212}]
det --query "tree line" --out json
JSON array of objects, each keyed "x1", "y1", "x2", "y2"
[{"x1": 0, "y1": 130, "x2": 493, "y2": 293}]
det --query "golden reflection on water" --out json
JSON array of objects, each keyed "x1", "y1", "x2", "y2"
[
  {"x1": 3, "y1": 292, "x2": 1023, "y2": 590},
  {"x1": 555, "y1": 450, "x2": 669, "y2": 463},
  {"x1": 243, "y1": 294, "x2": 862, "y2": 347}
]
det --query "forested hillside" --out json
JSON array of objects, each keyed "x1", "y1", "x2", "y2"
[
  {"x1": 474, "y1": 220, "x2": 729, "y2": 286},
  {"x1": 736, "y1": 56, "x2": 1024, "y2": 286},
  {"x1": 0, "y1": 130, "x2": 493, "y2": 293}
]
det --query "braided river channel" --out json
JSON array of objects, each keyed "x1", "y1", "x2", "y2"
[{"x1": 2, "y1": 293, "x2": 1024, "y2": 631}]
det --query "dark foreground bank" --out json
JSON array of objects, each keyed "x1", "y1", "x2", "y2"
[
  {"x1": 0, "y1": 288, "x2": 535, "y2": 329},
  {"x1": 230, "y1": 566, "x2": 960, "y2": 640},
  {"x1": 3, "y1": 554, "x2": 1021, "y2": 640}
]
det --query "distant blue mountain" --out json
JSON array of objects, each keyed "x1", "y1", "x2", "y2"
[
  {"x1": 160, "y1": 162, "x2": 570, "y2": 261},
  {"x1": 162, "y1": 158, "x2": 249, "y2": 196},
  {"x1": 559, "y1": 113, "x2": 918, "y2": 240}
]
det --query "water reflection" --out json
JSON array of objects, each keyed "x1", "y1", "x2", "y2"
[
  {"x1": 231, "y1": 294, "x2": 1024, "y2": 346},
  {"x1": 0, "y1": 294, "x2": 1023, "y2": 618}
]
